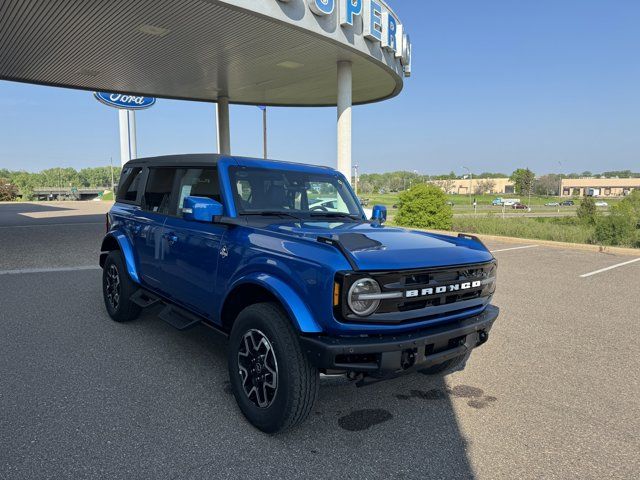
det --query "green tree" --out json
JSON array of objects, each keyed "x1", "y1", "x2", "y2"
[
  {"x1": 510, "y1": 168, "x2": 536, "y2": 196},
  {"x1": 577, "y1": 197, "x2": 598, "y2": 225},
  {"x1": 534, "y1": 174, "x2": 561, "y2": 196},
  {"x1": 395, "y1": 183, "x2": 453, "y2": 230},
  {"x1": 0, "y1": 178, "x2": 19, "y2": 201}
]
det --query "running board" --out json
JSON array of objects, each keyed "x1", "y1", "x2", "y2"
[
  {"x1": 130, "y1": 289, "x2": 161, "y2": 309},
  {"x1": 158, "y1": 305, "x2": 201, "y2": 331}
]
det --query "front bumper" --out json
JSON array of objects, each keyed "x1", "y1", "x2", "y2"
[{"x1": 300, "y1": 305, "x2": 499, "y2": 376}]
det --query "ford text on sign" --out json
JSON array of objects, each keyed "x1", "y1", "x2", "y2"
[{"x1": 94, "y1": 92, "x2": 156, "y2": 110}]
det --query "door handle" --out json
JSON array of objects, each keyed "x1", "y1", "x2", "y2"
[{"x1": 165, "y1": 233, "x2": 178, "y2": 246}]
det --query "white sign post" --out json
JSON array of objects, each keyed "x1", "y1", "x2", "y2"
[
  {"x1": 118, "y1": 109, "x2": 137, "y2": 166},
  {"x1": 94, "y1": 92, "x2": 156, "y2": 166}
]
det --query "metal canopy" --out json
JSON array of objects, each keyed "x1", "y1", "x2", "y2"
[{"x1": 0, "y1": 0, "x2": 405, "y2": 106}]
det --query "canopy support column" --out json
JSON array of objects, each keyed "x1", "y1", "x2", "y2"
[
  {"x1": 216, "y1": 96, "x2": 231, "y2": 155},
  {"x1": 337, "y1": 60, "x2": 353, "y2": 182},
  {"x1": 118, "y1": 109, "x2": 137, "y2": 166}
]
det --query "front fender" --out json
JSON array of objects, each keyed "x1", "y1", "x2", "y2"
[
  {"x1": 228, "y1": 273, "x2": 322, "y2": 334},
  {"x1": 100, "y1": 232, "x2": 140, "y2": 284}
]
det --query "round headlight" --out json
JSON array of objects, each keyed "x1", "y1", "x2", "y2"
[{"x1": 348, "y1": 278, "x2": 381, "y2": 317}]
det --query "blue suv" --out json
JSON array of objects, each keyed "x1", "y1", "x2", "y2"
[{"x1": 100, "y1": 154, "x2": 498, "y2": 433}]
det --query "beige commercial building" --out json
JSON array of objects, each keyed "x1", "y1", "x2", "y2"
[
  {"x1": 560, "y1": 178, "x2": 640, "y2": 197},
  {"x1": 431, "y1": 178, "x2": 515, "y2": 195}
]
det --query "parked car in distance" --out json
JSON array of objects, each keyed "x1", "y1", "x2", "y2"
[
  {"x1": 560, "y1": 200, "x2": 575, "y2": 206},
  {"x1": 492, "y1": 198, "x2": 521, "y2": 207},
  {"x1": 100, "y1": 154, "x2": 499, "y2": 433},
  {"x1": 595, "y1": 201, "x2": 609, "y2": 207},
  {"x1": 446, "y1": 201, "x2": 455, "y2": 207},
  {"x1": 545, "y1": 202, "x2": 560, "y2": 207},
  {"x1": 512, "y1": 203, "x2": 529, "y2": 210}
]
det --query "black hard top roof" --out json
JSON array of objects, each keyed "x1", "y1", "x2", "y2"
[{"x1": 124, "y1": 154, "x2": 223, "y2": 168}]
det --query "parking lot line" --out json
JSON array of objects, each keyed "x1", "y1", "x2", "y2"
[
  {"x1": 490, "y1": 245, "x2": 539, "y2": 253},
  {"x1": 0, "y1": 266, "x2": 101, "y2": 276},
  {"x1": 579, "y1": 257, "x2": 640, "y2": 278},
  {"x1": 0, "y1": 222, "x2": 103, "y2": 229}
]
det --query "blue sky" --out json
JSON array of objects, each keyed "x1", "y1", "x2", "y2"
[{"x1": 1, "y1": 0, "x2": 639, "y2": 175}]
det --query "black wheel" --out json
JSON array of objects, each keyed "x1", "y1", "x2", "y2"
[
  {"x1": 228, "y1": 303, "x2": 319, "y2": 434},
  {"x1": 420, "y1": 354, "x2": 466, "y2": 375},
  {"x1": 102, "y1": 250, "x2": 141, "y2": 323}
]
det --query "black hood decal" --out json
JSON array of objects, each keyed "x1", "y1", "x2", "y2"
[{"x1": 334, "y1": 233, "x2": 384, "y2": 252}]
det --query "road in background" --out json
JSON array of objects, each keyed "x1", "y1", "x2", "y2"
[{"x1": 1, "y1": 202, "x2": 638, "y2": 479}]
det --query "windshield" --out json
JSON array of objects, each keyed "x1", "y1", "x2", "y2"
[{"x1": 230, "y1": 167, "x2": 363, "y2": 218}]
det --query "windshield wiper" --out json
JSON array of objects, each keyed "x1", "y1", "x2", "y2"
[
  {"x1": 309, "y1": 212, "x2": 361, "y2": 220},
  {"x1": 243, "y1": 211, "x2": 303, "y2": 220}
]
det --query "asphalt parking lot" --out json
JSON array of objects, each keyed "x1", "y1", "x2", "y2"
[{"x1": 1, "y1": 202, "x2": 639, "y2": 479}]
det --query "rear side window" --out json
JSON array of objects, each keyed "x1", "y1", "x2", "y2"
[
  {"x1": 142, "y1": 168, "x2": 177, "y2": 215},
  {"x1": 116, "y1": 167, "x2": 143, "y2": 203}
]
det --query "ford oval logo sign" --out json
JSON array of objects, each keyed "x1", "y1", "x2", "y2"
[{"x1": 94, "y1": 92, "x2": 156, "y2": 110}]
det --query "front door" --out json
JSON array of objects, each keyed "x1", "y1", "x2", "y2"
[
  {"x1": 133, "y1": 167, "x2": 177, "y2": 295},
  {"x1": 160, "y1": 167, "x2": 227, "y2": 318}
]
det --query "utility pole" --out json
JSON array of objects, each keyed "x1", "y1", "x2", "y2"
[{"x1": 110, "y1": 157, "x2": 115, "y2": 192}]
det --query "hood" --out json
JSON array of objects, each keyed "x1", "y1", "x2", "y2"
[{"x1": 260, "y1": 220, "x2": 494, "y2": 271}]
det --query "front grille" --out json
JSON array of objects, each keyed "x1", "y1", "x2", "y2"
[{"x1": 338, "y1": 262, "x2": 497, "y2": 325}]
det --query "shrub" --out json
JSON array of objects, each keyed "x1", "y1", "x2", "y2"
[
  {"x1": 0, "y1": 179, "x2": 19, "y2": 201},
  {"x1": 593, "y1": 194, "x2": 640, "y2": 247},
  {"x1": 395, "y1": 184, "x2": 453, "y2": 230},
  {"x1": 593, "y1": 213, "x2": 635, "y2": 246},
  {"x1": 577, "y1": 197, "x2": 598, "y2": 225}
]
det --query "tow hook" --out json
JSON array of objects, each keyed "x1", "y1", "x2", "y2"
[
  {"x1": 401, "y1": 349, "x2": 417, "y2": 370},
  {"x1": 477, "y1": 330, "x2": 489, "y2": 346}
]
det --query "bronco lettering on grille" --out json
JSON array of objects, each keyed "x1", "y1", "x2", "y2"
[{"x1": 405, "y1": 281, "x2": 482, "y2": 298}]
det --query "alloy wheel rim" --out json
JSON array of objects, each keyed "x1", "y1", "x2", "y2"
[
  {"x1": 105, "y1": 264, "x2": 121, "y2": 311},
  {"x1": 237, "y1": 329, "x2": 278, "y2": 408}
]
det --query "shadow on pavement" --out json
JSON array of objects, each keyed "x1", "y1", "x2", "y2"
[
  {"x1": 0, "y1": 202, "x2": 73, "y2": 213},
  {"x1": 137, "y1": 310, "x2": 480, "y2": 479},
  {"x1": 0, "y1": 272, "x2": 481, "y2": 479}
]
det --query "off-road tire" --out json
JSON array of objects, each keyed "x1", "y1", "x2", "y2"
[
  {"x1": 102, "y1": 250, "x2": 141, "y2": 323},
  {"x1": 228, "y1": 302, "x2": 319, "y2": 434}
]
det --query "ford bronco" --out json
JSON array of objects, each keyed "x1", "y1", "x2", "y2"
[{"x1": 100, "y1": 154, "x2": 498, "y2": 433}]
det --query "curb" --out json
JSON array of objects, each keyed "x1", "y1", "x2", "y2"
[{"x1": 421, "y1": 229, "x2": 640, "y2": 257}]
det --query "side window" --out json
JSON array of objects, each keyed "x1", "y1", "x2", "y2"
[
  {"x1": 175, "y1": 168, "x2": 222, "y2": 216},
  {"x1": 116, "y1": 167, "x2": 143, "y2": 203},
  {"x1": 141, "y1": 168, "x2": 177, "y2": 215},
  {"x1": 236, "y1": 179, "x2": 252, "y2": 209}
]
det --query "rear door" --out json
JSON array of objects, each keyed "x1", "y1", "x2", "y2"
[
  {"x1": 161, "y1": 167, "x2": 226, "y2": 318},
  {"x1": 132, "y1": 167, "x2": 177, "y2": 294}
]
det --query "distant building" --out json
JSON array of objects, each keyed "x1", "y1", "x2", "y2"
[
  {"x1": 560, "y1": 178, "x2": 640, "y2": 197},
  {"x1": 431, "y1": 178, "x2": 515, "y2": 195}
]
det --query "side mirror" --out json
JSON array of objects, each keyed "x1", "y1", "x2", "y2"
[
  {"x1": 371, "y1": 205, "x2": 387, "y2": 224},
  {"x1": 183, "y1": 196, "x2": 224, "y2": 222}
]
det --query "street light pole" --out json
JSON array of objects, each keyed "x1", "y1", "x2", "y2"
[
  {"x1": 352, "y1": 164, "x2": 359, "y2": 196},
  {"x1": 110, "y1": 157, "x2": 115, "y2": 192}
]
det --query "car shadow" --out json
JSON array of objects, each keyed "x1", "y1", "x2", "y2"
[
  {"x1": 0, "y1": 202, "x2": 73, "y2": 213},
  {"x1": 128, "y1": 310, "x2": 480, "y2": 479}
]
